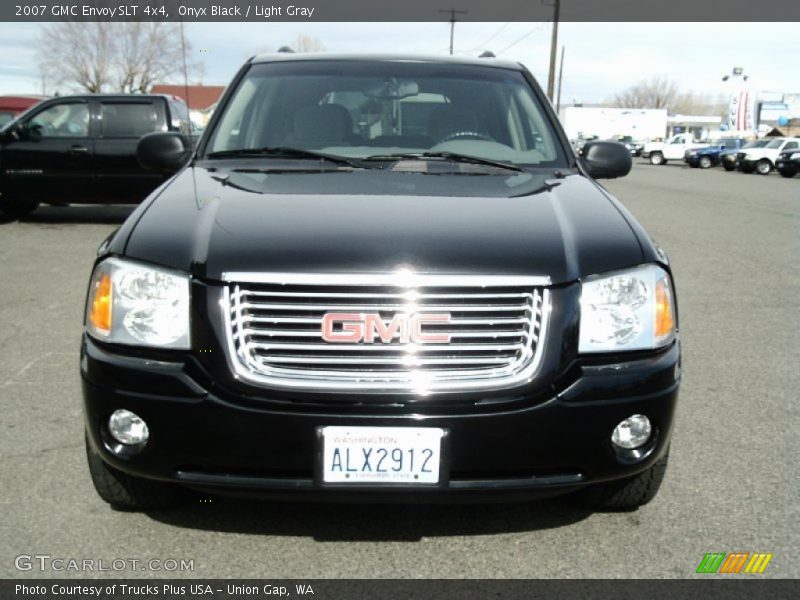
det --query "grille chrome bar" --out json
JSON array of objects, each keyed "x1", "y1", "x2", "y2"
[
  {"x1": 247, "y1": 342, "x2": 527, "y2": 352},
  {"x1": 237, "y1": 302, "x2": 533, "y2": 312},
  {"x1": 222, "y1": 273, "x2": 550, "y2": 393}
]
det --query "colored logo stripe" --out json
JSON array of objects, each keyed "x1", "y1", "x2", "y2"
[
  {"x1": 744, "y1": 554, "x2": 773, "y2": 574},
  {"x1": 697, "y1": 552, "x2": 773, "y2": 574},
  {"x1": 719, "y1": 553, "x2": 749, "y2": 574},
  {"x1": 697, "y1": 553, "x2": 726, "y2": 574}
]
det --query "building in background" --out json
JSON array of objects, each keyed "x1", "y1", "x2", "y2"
[
  {"x1": 756, "y1": 92, "x2": 800, "y2": 137},
  {"x1": 150, "y1": 84, "x2": 225, "y2": 128},
  {"x1": 666, "y1": 114, "x2": 722, "y2": 140},
  {"x1": 559, "y1": 107, "x2": 667, "y2": 142}
]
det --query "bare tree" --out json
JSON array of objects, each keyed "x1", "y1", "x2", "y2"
[
  {"x1": 116, "y1": 23, "x2": 202, "y2": 93},
  {"x1": 613, "y1": 76, "x2": 680, "y2": 110},
  {"x1": 293, "y1": 35, "x2": 326, "y2": 53},
  {"x1": 38, "y1": 22, "x2": 203, "y2": 94},
  {"x1": 38, "y1": 22, "x2": 115, "y2": 93}
]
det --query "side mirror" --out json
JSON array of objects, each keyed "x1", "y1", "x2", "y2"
[
  {"x1": 580, "y1": 141, "x2": 632, "y2": 179},
  {"x1": 137, "y1": 132, "x2": 190, "y2": 172}
]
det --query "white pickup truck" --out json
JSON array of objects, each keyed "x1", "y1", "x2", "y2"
[{"x1": 642, "y1": 133, "x2": 710, "y2": 165}]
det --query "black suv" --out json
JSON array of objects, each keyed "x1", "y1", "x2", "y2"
[
  {"x1": 82, "y1": 55, "x2": 680, "y2": 511},
  {"x1": 0, "y1": 94, "x2": 191, "y2": 219},
  {"x1": 775, "y1": 147, "x2": 799, "y2": 178}
]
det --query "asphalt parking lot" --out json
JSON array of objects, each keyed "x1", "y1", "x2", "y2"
[{"x1": 1, "y1": 162, "x2": 798, "y2": 579}]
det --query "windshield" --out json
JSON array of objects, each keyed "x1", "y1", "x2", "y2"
[
  {"x1": 205, "y1": 60, "x2": 566, "y2": 167},
  {"x1": 766, "y1": 139, "x2": 785, "y2": 149},
  {"x1": 742, "y1": 140, "x2": 769, "y2": 149},
  {"x1": 712, "y1": 139, "x2": 738, "y2": 148},
  {"x1": 0, "y1": 112, "x2": 13, "y2": 127}
]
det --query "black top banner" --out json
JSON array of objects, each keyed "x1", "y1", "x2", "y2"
[{"x1": 3, "y1": 0, "x2": 800, "y2": 22}]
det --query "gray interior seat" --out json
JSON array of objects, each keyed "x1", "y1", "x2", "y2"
[{"x1": 288, "y1": 104, "x2": 353, "y2": 146}]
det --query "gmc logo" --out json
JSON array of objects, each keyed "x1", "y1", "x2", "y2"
[{"x1": 321, "y1": 313, "x2": 451, "y2": 344}]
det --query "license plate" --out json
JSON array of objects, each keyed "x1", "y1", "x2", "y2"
[{"x1": 320, "y1": 426, "x2": 444, "y2": 484}]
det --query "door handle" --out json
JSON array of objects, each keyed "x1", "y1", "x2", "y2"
[{"x1": 69, "y1": 145, "x2": 89, "y2": 154}]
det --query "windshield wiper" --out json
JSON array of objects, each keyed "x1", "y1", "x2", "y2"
[
  {"x1": 205, "y1": 146, "x2": 364, "y2": 168},
  {"x1": 362, "y1": 151, "x2": 524, "y2": 173}
]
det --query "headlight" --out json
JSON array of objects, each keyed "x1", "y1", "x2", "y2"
[
  {"x1": 85, "y1": 257, "x2": 190, "y2": 349},
  {"x1": 579, "y1": 264, "x2": 676, "y2": 353}
]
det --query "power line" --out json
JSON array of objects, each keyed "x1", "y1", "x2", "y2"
[
  {"x1": 467, "y1": 0, "x2": 531, "y2": 52},
  {"x1": 496, "y1": 24, "x2": 547, "y2": 55},
  {"x1": 469, "y1": 22, "x2": 511, "y2": 52}
]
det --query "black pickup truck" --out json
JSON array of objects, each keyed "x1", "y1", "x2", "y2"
[
  {"x1": 0, "y1": 94, "x2": 191, "y2": 219},
  {"x1": 81, "y1": 55, "x2": 680, "y2": 512}
]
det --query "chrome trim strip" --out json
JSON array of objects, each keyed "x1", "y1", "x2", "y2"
[
  {"x1": 236, "y1": 302, "x2": 532, "y2": 312},
  {"x1": 222, "y1": 271, "x2": 551, "y2": 287}
]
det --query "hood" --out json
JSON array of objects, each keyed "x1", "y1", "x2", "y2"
[
  {"x1": 121, "y1": 165, "x2": 647, "y2": 285},
  {"x1": 741, "y1": 148, "x2": 777, "y2": 158}
]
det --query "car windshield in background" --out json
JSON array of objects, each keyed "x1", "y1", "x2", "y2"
[
  {"x1": 742, "y1": 140, "x2": 770, "y2": 149},
  {"x1": 766, "y1": 139, "x2": 785, "y2": 149},
  {"x1": 0, "y1": 112, "x2": 13, "y2": 127},
  {"x1": 205, "y1": 60, "x2": 566, "y2": 168}
]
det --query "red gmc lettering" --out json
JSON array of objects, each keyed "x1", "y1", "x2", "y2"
[
  {"x1": 411, "y1": 313, "x2": 451, "y2": 343},
  {"x1": 321, "y1": 313, "x2": 363, "y2": 342},
  {"x1": 321, "y1": 313, "x2": 451, "y2": 344}
]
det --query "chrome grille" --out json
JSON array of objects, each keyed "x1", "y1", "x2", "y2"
[{"x1": 222, "y1": 272, "x2": 550, "y2": 392}]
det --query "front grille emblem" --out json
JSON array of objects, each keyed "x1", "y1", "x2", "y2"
[{"x1": 321, "y1": 312, "x2": 451, "y2": 344}]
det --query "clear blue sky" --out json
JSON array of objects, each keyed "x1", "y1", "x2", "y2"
[{"x1": 2, "y1": 22, "x2": 797, "y2": 103}]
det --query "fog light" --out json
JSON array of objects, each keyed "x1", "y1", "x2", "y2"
[
  {"x1": 611, "y1": 414, "x2": 651, "y2": 450},
  {"x1": 108, "y1": 409, "x2": 149, "y2": 445}
]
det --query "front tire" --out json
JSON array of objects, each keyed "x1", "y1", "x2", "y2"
[
  {"x1": 649, "y1": 152, "x2": 665, "y2": 166},
  {"x1": 778, "y1": 168, "x2": 797, "y2": 178},
  {"x1": 578, "y1": 449, "x2": 670, "y2": 511},
  {"x1": 86, "y1": 435, "x2": 186, "y2": 511},
  {"x1": 0, "y1": 196, "x2": 40, "y2": 222},
  {"x1": 756, "y1": 159, "x2": 772, "y2": 175},
  {"x1": 723, "y1": 163, "x2": 735, "y2": 172},
  {"x1": 699, "y1": 156, "x2": 712, "y2": 169}
]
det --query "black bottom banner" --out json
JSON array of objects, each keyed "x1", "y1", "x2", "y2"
[{"x1": 3, "y1": 579, "x2": 799, "y2": 600}]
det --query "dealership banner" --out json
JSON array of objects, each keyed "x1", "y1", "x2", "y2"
[
  {"x1": 729, "y1": 87, "x2": 756, "y2": 134},
  {"x1": 2, "y1": 0, "x2": 800, "y2": 22}
]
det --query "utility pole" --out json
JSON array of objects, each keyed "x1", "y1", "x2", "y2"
[
  {"x1": 439, "y1": 8, "x2": 468, "y2": 55},
  {"x1": 545, "y1": 0, "x2": 561, "y2": 101},
  {"x1": 556, "y1": 45, "x2": 565, "y2": 113},
  {"x1": 179, "y1": 20, "x2": 191, "y2": 112}
]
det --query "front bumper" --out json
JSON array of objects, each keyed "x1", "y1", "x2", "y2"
[
  {"x1": 82, "y1": 336, "x2": 680, "y2": 502},
  {"x1": 739, "y1": 158, "x2": 759, "y2": 169}
]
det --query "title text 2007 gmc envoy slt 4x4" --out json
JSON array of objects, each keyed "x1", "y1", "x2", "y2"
[{"x1": 82, "y1": 55, "x2": 680, "y2": 511}]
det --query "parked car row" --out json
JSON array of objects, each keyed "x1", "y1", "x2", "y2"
[
  {"x1": 683, "y1": 138, "x2": 747, "y2": 169},
  {"x1": 636, "y1": 131, "x2": 798, "y2": 178},
  {"x1": 571, "y1": 135, "x2": 645, "y2": 157},
  {"x1": 696, "y1": 137, "x2": 799, "y2": 177},
  {"x1": 0, "y1": 94, "x2": 194, "y2": 219}
]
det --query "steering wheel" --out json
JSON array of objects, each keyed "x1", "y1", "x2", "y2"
[{"x1": 438, "y1": 131, "x2": 494, "y2": 144}]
